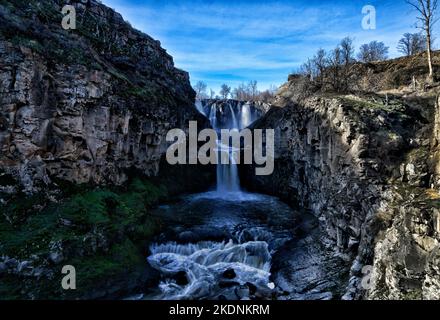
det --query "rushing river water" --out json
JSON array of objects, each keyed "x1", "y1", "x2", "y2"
[
  {"x1": 142, "y1": 101, "x2": 301, "y2": 300},
  {"x1": 145, "y1": 191, "x2": 299, "y2": 300}
]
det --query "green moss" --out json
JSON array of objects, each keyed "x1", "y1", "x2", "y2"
[
  {"x1": 10, "y1": 35, "x2": 44, "y2": 53},
  {"x1": 406, "y1": 147, "x2": 429, "y2": 163},
  {"x1": 342, "y1": 96, "x2": 407, "y2": 114},
  {"x1": 128, "y1": 178, "x2": 168, "y2": 204},
  {"x1": 0, "y1": 277, "x2": 25, "y2": 300},
  {"x1": 402, "y1": 290, "x2": 423, "y2": 300},
  {"x1": 59, "y1": 190, "x2": 116, "y2": 226},
  {"x1": 1, "y1": 193, "x2": 46, "y2": 225},
  {"x1": 0, "y1": 178, "x2": 167, "y2": 298},
  {"x1": 0, "y1": 198, "x2": 66, "y2": 257},
  {"x1": 68, "y1": 239, "x2": 144, "y2": 293},
  {"x1": 122, "y1": 86, "x2": 159, "y2": 102}
]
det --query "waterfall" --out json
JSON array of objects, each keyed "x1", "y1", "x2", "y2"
[
  {"x1": 229, "y1": 104, "x2": 239, "y2": 129},
  {"x1": 195, "y1": 100, "x2": 205, "y2": 116},
  {"x1": 241, "y1": 103, "x2": 252, "y2": 128},
  {"x1": 208, "y1": 103, "x2": 217, "y2": 129},
  {"x1": 207, "y1": 102, "x2": 241, "y2": 192},
  {"x1": 202, "y1": 101, "x2": 261, "y2": 193}
]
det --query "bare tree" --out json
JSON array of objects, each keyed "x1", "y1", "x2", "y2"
[
  {"x1": 232, "y1": 83, "x2": 248, "y2": 101},
  {"x1": 357, "y1": 41, "x2": 389, "y2": 62},
  {"x1": 328, "y1": 46, "x2": 343, "y2": 92},
  {"x1": 398, "y1": 32, "x2": 427, "y2": 56},
  {"x1": 248, "y1": 80, "x2": 258, "y2": 100},
  {"x1": 310, "y1": 48, "x2": 328, "y2": 87},
  {"x1": 220, "y1": 84, "x2": 231, "y2": 99},
  {"x1": 209, "y1": 89, "x2": 216, "y2": 99},
  {"x1": 412, "y1": 33, "x2": 428, "y2": 54},
  {"x1": 258, "y1": 85, "x2": 278, "y2": 103},
  {"x1": 300, "y1": 58, "x2": 317, "y2": 81},
  {"x1": 340, "y1": 37, "x2": 355, "y2": 66},
  {"x1": 194, "y1": 81, "x2": 207, "y2": 100},
  {"x1": 407, "y1": 0, "x2": 439, "y2": 79},
  {"x1": 340, "y1": 37, "x2": 355, "y2": 91},
  {"x1": 398, "y1": 33, "x2": 413, "y2": 56}
]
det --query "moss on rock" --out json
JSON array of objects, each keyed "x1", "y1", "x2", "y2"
[{"x1": 0, "y1": 178, "x2": 166, "y2": 299}]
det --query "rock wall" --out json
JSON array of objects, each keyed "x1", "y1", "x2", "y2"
[
  {"x1": 0, "y1": 0, "x2": 214, "y2": 300},
  {"x1": 367, "y1": 96, "x2": 440, "y2": 300},
  {"x1": 0, "y1": 0, "x2": 212, "y2": 195},
  {"x1": 240, "y1": 87, "x2": 439, "y2": 299}
]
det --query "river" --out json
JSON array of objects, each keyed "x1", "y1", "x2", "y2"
[{"x1": 140, "y1": 101, "x2": 315, "y2": 300}]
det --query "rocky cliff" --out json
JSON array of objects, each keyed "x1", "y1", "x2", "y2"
[
  {"x1": 0, "y1": 0, "x2": 213, "y2": 299},
  {"x1": 241, "y1": 78, "x2": 440, "y2": 299},
  {"x1": 0, "y1": 0, "x2": 212, "y2": 194}
]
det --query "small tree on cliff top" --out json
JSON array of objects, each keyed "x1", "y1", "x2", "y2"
[
  {"x1": 220, "y1": 84, "x2": 231, "y2": 99},
  {"x1": 407, "y1": 0, "x2": 439, "y2": 80},
  {"x1": 194, "y1": 81, "x2": 208, "y2": 100},
  {"x1": 398, "y1": 32, "x2": 427, "y2": 56},
  {"x1": 357, "y1": 41, "x2": 389, "y2": 62}
]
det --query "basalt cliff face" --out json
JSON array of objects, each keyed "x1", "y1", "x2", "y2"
[
  {"x1": 0, "y1": 0, "x2": 212, "y2": 195},
  {"x1": 0, "y1": 0, "x2": 214, "y2": 299},
  {"x1": 241, "y1": 71, "x2": 440, "y2": 299}
]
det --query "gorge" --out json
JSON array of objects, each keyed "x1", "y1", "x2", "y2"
[
  {"x1": 1, "y1": 0, "x2": 440, "y2": 301},
  {"x1": 143, "y1": 99, "x2": 311, "y2": 300}
]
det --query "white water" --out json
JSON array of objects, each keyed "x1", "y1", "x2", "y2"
[
  {"x1": 241, "y1": 103, "x2": 252, "y2": 128},
  {"x1": 143, "y1": 101, "x2": 288, "y2": 301},
  {"x1": 195, "y1": 100, "x2": 205, "y2": 116},
  {"x1": 148, "y1": 240, "x2": 272, "y2": 300},
  {"x1": 208, "y1": 101, "x2": 257, "y2": 193}
]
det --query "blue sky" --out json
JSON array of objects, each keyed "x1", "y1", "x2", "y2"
[{"x1": 102, "y1": 0, "x2": 437, "y2": 92}]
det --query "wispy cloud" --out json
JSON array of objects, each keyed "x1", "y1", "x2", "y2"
[{"x1": 102, "y1": 0, "x2": 434, "y2": 92}]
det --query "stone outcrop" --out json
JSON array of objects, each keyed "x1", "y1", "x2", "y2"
[
  {"x1": 241, "y1": 81, "x2": 440, "y2": 299},
  {"x1": 0, "y1": 0, "x2": 212, "y2": 195},
  {"x1": 285, "y1": 51, "x2": 440, "y2": 99},
  {"x1": 367, "y1": 97, "x2": 440, "y2": 300},
  {"x1": 0, "y1": 0, "x2": 214, "y2": 300}
]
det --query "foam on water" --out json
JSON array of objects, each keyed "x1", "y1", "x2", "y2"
[{"x1": 148, "y1": 240, "x2": 272, "y2": 300}]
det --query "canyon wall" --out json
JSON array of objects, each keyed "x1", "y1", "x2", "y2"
[
  {"x1": 0, "y1": 0, "x2": 213, "y2": 299},
  {"x1": 0, "y1": 0, "x2": 212, "y2": 195},
  {"x1": 241, "y1": 81, "x2": 440, "y2": 299}
]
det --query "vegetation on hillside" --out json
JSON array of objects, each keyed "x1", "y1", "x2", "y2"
[{"x1": 0, "y1": 178, "x2": 167, "y2": 299}]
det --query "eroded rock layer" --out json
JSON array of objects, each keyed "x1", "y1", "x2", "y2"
[
  {"x1": 241, "y1": 84, "x2": 440, "y2": 299},
  {"x1": 0, "y1": 0, "x2": 211, "y2": 194}
]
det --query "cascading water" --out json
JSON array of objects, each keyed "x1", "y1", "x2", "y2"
[
  {"x1": 195, "y1": 100, "x2": 205, "y2": 116},
  {"x1": 229, "y1": 104, "x2": 239, "y2": 129},
  {"x1": 141, "y1": 100, "x2": 300, "y2": 301},
  {"x1": 209, "y1": 101, "x2": 258, "y2": 193},
  {"x1": 241, "y1": 103, "x2": 252, "y2": 128}
]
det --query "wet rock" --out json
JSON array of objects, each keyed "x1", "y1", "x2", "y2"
[
  {"x1": 17, "y1": 261, "x2": 32, "y2": 273},
  {"x1": 0, "y1": 262, "x2": 6, "y2": 274},
  {"x1": 235, "y1": 285, "x2": 250, "y2": 300},
  {"x1": 223, "y1": 269, "x2": 237, "y2": 280},
  {"x1": 173, "y1": 271, "x2": 189, "y2": 286},
  {"x1": 219, "y1": 281, "x2": 240, "y2": 289},
  {"x1": 241, "y1": 89, "x2": 434, "y2": 299},
  {"x1": 5, "y1": 258, "x2": 18, "y2": 269},
  {"x1": 48, "y1": 241, "x2": 64, "y2": 264},
  {"x1": 0, "y1": 0, "x2": 212, "y2": 193},
  {"x1": 246, "y1": 282, "x2": 257, "y2": 295}
]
